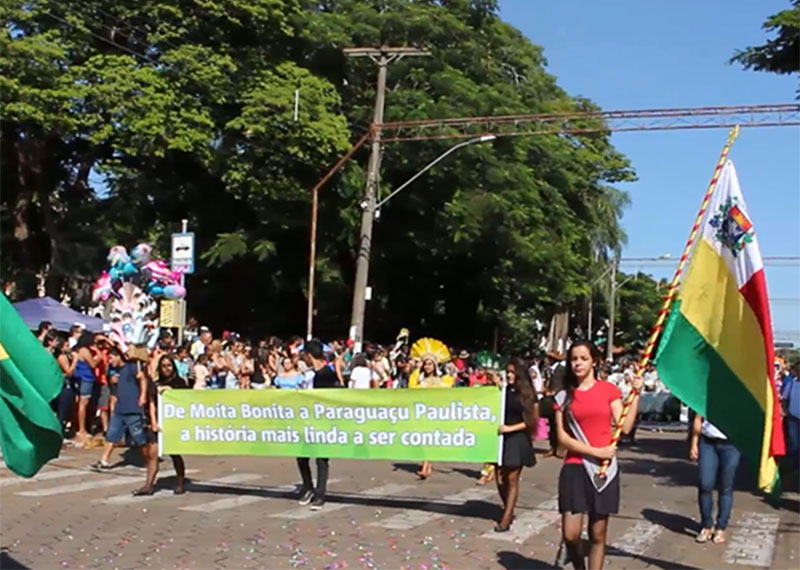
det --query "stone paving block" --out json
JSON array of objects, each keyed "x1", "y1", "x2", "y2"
[{"x1": 2, "y1": 433, "x2": 798, "y2": 569}]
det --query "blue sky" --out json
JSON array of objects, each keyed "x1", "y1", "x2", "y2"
[{"x1": 499, "y1": 0, "x2": 800, "y2": 343}]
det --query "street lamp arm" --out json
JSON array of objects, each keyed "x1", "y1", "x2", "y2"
[
  {"x1": 590, "y1": 264, "x2": 615, "y2": 289},
  {"x1": 375, "y1": 135, "x2": 494, "y2": 210}
]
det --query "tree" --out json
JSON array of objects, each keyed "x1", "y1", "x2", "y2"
[
  {"x1": 299, "y1": 0, "x2": 634, "y2": 346},
  {"x1": 731, "y1": 1, "x2": 800, "y2": 77},
  {"x1": 1, "y1": 0, "x2": 350, "y2": 320},
  {"x1": 580, "y1": 271, "x2": 665, "y2": 350},
  {"x1": 614, "y1": 272, "x2": 666, "y2": 346},
  {"x1": 2, "y1": 0, "x2": 635, "y2": 347}
]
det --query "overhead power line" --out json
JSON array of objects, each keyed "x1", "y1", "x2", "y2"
[
  {"x1": 620, "y1": 255, "x2": 799, "y2": 267},
  {"x1": 621, "y1": 256, "x2": 800, "y2": 261},
  {"x1": 72, "y1": 0, "x2": 185, "y2": 52},
  {"x1": 41, "y1": 10, "x2": 162, "y2": 66}
]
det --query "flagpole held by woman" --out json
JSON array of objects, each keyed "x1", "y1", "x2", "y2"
[{"x1": 595, "y1": 125, "x2": 741, "y2": 484}]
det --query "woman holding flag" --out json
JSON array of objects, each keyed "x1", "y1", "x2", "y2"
[{"x1": 554, "y1": 340, "x2": 642, "y2": 570}]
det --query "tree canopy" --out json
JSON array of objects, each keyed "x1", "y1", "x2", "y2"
[
  {"x1": 2, "y1": 0, "x2": 638, "y2": 350},
  {"x1": 731, "y1": 0, "x2": 800, "y2": 78}
]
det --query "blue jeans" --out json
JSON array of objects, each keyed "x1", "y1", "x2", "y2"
[
  {"x1": 57, "y1": 381, "x2": 74, "y2": 425},
  {"x1": 106, "y1": 412, "x2": 149, "y2": 446},
  {"x1": 698, "y1": 436, "x2": 740, "y2": 530}
]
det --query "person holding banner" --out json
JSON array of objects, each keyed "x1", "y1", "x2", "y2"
[
  {"x1": 295, "y1": 340, "x2": 340, "y2": 510},
  {"x1": 153, "y1": 355, "x2": 189, "y2": 495},
  {"x1": 554, "y1": 341, "x2": 641, "y2": 570},
  {"x1": 493, "y1": 358, "x2": 539, "y2": 533},
  {"x1": 408, "y1": 338, "x2": 455, "y2": 480}
]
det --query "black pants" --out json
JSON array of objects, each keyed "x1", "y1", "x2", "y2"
[
  {"x1": 297, "y1": 457, "x2": 329, "y2": 499},
  {"x1": 540, "y1": 396, "x2": 558, "y2": 450}
]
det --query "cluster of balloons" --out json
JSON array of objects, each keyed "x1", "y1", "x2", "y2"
[
  {"x1": 102, "y1": 283, "x2": 160, "y2": 352},
  {"x1": 92, "y1": 244, "x2": 186, "y2": 302}
]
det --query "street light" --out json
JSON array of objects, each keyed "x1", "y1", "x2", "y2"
[
  {"x1": 374, "y1": 134, "x2": 496, "y2": 211},
  {"x1": 587, "y1": 264, "x2": 614, "y2": 341},
  {"x1": 349, "y1": 134, "x2": 496, "y2": 351},
  {"x1": 607, "y1": 264, "x2": 638, "y2": 361}
]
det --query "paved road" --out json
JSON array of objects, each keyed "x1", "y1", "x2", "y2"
[{"x1": 1, "y1": 432, "x2": 797, "y2": 569}]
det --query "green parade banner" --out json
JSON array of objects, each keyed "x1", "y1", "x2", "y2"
[{"x1": 159, "y1": 387, "x2": 504, "y2": 463}]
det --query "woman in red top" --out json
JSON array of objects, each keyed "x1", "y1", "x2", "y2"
[{"x1": 555, "y1": 341, "x2": 642, "y2": 570}]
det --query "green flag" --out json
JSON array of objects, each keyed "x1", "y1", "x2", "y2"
[{"x1": 0, "y1": 293, "x2": 64, "y2": 477}]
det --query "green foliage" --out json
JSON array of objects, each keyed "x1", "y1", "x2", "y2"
[
  {"x1": 731, "y1": 1, "x2": 800, "y2": 79},
  {"x1": 615, "y1": 273, "x2": 666, "y2": 346},
  {"x1": 203, "y1": 232, "x2": 249, "y2": 267},
  {"x1": 582, "y1": 271, "x2": 665, "y2": 350},
  {"x1": 2, "y1": 0, "x2": 635, "y2": 345}
]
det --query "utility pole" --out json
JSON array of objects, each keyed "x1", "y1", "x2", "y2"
[
  {"x1": 345, "y1": 46, "x2": 430, "y2": 352},
  {"x1": 607, "y1": 260, "x2": 617, "y2": 361},
  {"x1": 606, "y1": 262, "x2": 637, "y2": 361},
  {"x1": 587, "y1": 264, "x2": 614, "y2": 342}
]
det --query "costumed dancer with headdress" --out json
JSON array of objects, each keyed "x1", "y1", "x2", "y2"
[{"x1": 408, "y1": 338, "x2": 455, "y2": 480}]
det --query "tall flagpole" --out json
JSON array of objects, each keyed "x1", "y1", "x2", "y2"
[{"x1": 595, "y1": 125, "x2": 741, "y2": 482}]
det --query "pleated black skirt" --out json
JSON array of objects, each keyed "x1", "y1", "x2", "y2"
[
  {"x1": 502, "y1": 431, "x2": 536, "y2": 468},
  {"x1": 558, "y1": 463, "x2": 620, "y2": 515}
]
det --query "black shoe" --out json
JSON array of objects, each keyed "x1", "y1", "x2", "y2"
[
  {"x1": 89, "y1": 460, "x2": 112, "y2": 470},
  {"x1": 298, "y1": 490, "x2": 314, "y2": 505},
  {"x1": 310, "y1": 497, "x2": 325, "y2": 510},
  {"x1": 493, "y1": 524, "x2": 510, "y2": 533}
]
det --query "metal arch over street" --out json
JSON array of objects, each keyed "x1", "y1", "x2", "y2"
[
  {"x1": 305, "y1": 102, "x2": 800, "y2": 339},
  {"x1": 375, "y1": 103, "x2": 800, "y2": 143}
]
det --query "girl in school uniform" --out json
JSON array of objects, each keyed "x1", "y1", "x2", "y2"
[{"x1": 555, "y1": 341, "x2": 642, "y2": 569}]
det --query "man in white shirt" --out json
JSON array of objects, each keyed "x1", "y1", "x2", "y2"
[
  {"x1": 67, "y1": 323, "x2": 85, "y2": 349},
  {"x1": 643, "y1": 364, "x2": 659, "y2": 392},
  {"x1": 190, "y1": 326, "x2": 212, "y2": 358},
  {"x1": 348, "y1": 355, "x2": 375, "y2": 389}
]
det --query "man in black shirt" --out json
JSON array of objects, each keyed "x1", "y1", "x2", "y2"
[
  {"x1": 296, "y1": 340, "x2": 338, "y2": 510},
  {"x1": 541, "y1": 351, "x2": 566, "y2": 458}
]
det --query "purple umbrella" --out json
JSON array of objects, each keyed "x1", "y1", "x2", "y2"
[{"x1": 12, "y1": 297, "x2": 107, "y2": 333}]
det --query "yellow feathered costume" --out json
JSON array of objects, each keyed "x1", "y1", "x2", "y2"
[{"x1": 408, "y1": 338, "x2": 455, "y2": 388}]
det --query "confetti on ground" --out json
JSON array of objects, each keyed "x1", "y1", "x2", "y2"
[{"x1": 290, "y1": 548, "x2": 309, "y2": 567}]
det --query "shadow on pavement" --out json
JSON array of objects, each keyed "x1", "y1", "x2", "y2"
[
  {"x1": 641, "y1": 508, "x2": 697, "y2": 537},
  {"x1": 497, "y1": 544, "x2": 701, "y2": 570},
  {"x1": 119, "y1": 447, "x2": 146, "y2": 467},
  {"x1": 496, "y1": 551, "x2": 556, "y2": 569},
  {"x1": 450, "y1": 466, "x2": 482, "y2": 480},
  {"x1": 606, "y1": 546, "x2": 703, "y2": 570},
  {"x1": 618, "y1": 435, "x2": 756, "y2": 492},
  {"x1": 763, "y1": 493, "x2": 800, "y2": 514},
  {"x1": 620, "y1": 435, "x2": 691, "y2": 462},
  {"x1": 0, "y1": 550, "x2": 31, "y2": 570},
  {"x1": 391, "y1": 462, "x2": 420, "y2": 474},
  {"x1": 159, "y1": 479, "x2": 504, "y2": 521}
]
